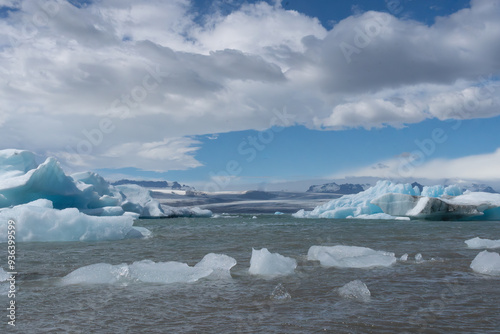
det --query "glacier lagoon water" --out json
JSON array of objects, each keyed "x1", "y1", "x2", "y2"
[{"x1": 1, "y1": 215, "x2": 500, "y2": 333}]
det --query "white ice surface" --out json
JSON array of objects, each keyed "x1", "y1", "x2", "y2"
[
  {"x1": 0, "y1": 200, "x2": 149, "y2": 242},
  {"x1": 465, "y1": 237, "x2": 500, "y2": 249},
  {"x1": 248, "y1": 248, "x2": 297, "y2": 277},
  {"x1": 116, "y1": 184, "x2": 165, "y2": 217},
  {"x1": 470, "y1": 250, "x2": 500, "y2": 276},
  {"x1": 61, "y1": 253, "x2": 237, "y2": 285},
  {"x1": 307, "y1": 245, "x2": 397, "y2": 268}
]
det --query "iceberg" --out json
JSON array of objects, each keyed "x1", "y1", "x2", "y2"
[
  {"x1": 294, "y1": 180, "x2": 500, "y2": 221},
  {"x1": 465, "y1": 237, "x2": 500, "y2": 249},
  {"x1": 307, "y1": 245, "x2": 397, "y2": 268},
  {"x1": 0, "y1": 149, "x2": 212, "y2": 221},
  {"x1": 61, "y1": 253, "x2": 237, "y2": 285},
  {"x1": 248, "y1": 248, "x2": 297, "y2": 277},
  {"x1": 293, "y1": 180, "x2": 420, "y2": 219},
  {"x1": 470, "y1": 251, "x2": 500, "y2": 276},
  {"x1": 338, "y1": 280, "x2": 371, "y2": 300},
  {"x1": 0, "y1": 199, "x2": 149, "y2": 242},
  {"x1": 0, "y1": 149, "x2": 163, "y2": 217},
  {"x1": 115, "y1": 184, "x2": 164, "y2": 217}
]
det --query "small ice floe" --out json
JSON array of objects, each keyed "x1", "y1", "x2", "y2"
[
  {"x1": 61, "y1": 253, "x2": 237, "y2": 285},
  {"x1": 399, "y1": 253, "x2": 409, "y2": 262},
  {"x1": 338, "y1": 280, "x2": 371, "y2": 301},
  {"x1": 307, "y1": 245, "x2": 396, "y2": 268},
  {"x1": 248, "y1": 248, "x2": 297, "y2": 277},
  {"x1": 470, "y1": 250, "x2": 500, "y2": 276},
  {"x1": 465, "y1": 237, "x2": 500, "y2": 250},
  {"x1": 252, "y1": 216, "x2": 258, "y2": 219}
]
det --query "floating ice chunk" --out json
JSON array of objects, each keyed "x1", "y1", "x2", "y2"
[
  {"x1": 252, "y1": 216, "x2": 258, "y2": 219},
  {"x1": 274, "y1": 212, "x2": 284, "y2": 215},
  {"x1": 194, "y1": 253, "x2": 237, "y2": 279},
  {"x1": 127, "y1": 226, "x2": 152, "y2": 239},
  {"x1": 249, "y1": 248, "x2": 297, "y2": 277},
  {"x1": 270, "y1": 283, "x2": 291, "y2": 301},
  {"x1": 307, "y1": 245, "x2": 396, "y2": 268},
  {"x1": 338, "y1": 280, "x2": 371, "y2": 301},
  {"x1": 129, "y1": 260, "x2": 213, "y2": 284},
  {"x1": 0, "y1": 200, "x2": 150, "y2": 242},
  {"x1": 61, "y1": 263, "x2": 130, "y2": 285},
  {"x1": 61, "y1": 253, "x2": 237, "y2": 285},
  {"x1": 470, "y1": 251, "x2": 500, "y2": 276},
  {"x1": 465, "y1": 237, "x2": 500, "y2": 249},
  {"x1": 415, "y1": 253, "x2": 423, "y2": 263},
  {"x1": 400, "y1": 254, "x2": 409, "y2": 262}
]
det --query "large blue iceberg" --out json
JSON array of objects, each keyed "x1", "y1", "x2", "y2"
[
  {"x1": 294, "y1": 180, "x2": 500, "y2": 220},
  {"x1": 0, "y1": 149, "x2": 211, "y2": 242}
]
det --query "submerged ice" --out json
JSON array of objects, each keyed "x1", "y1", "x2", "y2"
[
  {"x1": 61, "y1": 253, "x2": 237, "y2": 285},
  {"x1": 338, "y1": 280, "x2": 371, "y2": 301},
  {"x1": 307, "y1": 245, "x2": 397, "y2": 268}
]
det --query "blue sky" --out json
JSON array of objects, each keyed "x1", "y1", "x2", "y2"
[{"x1": 1, "y1": 0, "x2": 500, "y2": 190}]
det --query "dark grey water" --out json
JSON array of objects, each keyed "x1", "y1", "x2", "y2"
[{"x1": 1, "y1": 215, "x2": 500, "y2": 333}]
